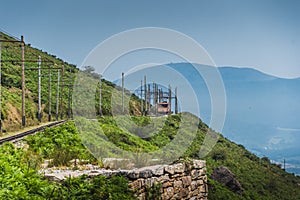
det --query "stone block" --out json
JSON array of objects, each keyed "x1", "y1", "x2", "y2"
[
  {"x1": 174, "y1": 163, "x2": 185, "y2": 173},
  {"x1": 139, "y1": 169, "x2": 153, "y2": 178},
  {"x1": 192, "y1": 160, "x2": 206, "y2": 169},
  {"x1": 179, "y1": 188, "x2": 189, "y2": 198},
  {"x1": 164, "y1": 187, "x2": 174, "y2": 199},
  {"x1": 158, "y1": 174, "x2": 170, "y2": 183},
  {"x1": 165, "y1": 165, "x2": 175, "y2": 175},
  {"x1": 191, "y1": 169, "x2": 200, "y2": 179},
  {"x1": 163, "y1": 181, "x2": 173, "y2": 188},
  {"x1": 174, "y1": 180, "x2": 183, "y2": 188},
  {"x1": 182, "y1": 176, "x2": 192, "y2": 187},
  {"x1": 190, "y1": 181, "x2": 198, "y2": 191}
]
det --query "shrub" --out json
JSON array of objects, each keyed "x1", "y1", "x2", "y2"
[{"x1": 212, "y1": 150, "x2": 227, "y2": 161}]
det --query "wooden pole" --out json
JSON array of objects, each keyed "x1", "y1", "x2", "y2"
[
  {"x1": 140, "y1": 80, "x2": 143, "y2": 115},
  {"x1": 175, "y1": 87, "x2": 178, "y2": 114},
  {"x1": 147, "y1": 84, "x2": 151, "y2": 112},
  {"x1": 122, "y1": 72, "x2": 124, "y2": 114},
  {"x1": 60, "y1": 65, "x2": 64, "y2": 119},
  {"x1": 55, "y1": 69, "x2": 60, "y2": 120},
  {"x1": 144, "y1": 75, "x2": 147, "y2": 114},
  {"x1": 99, "y1": 74, "x2": 102, "y2": 116},
  {"x1": 48, "y1": 64, "x2": 51, "y2": 121},
  {"x1": 0, "y1": 41, "x2": 2, "y2": 133},
  {"x1": 168, "y1": 85, "x2": 172, "y2": 115},
  {"x1": 67, "y1": 69, "x2": 71, "y2": 119},
  {"x1": 21, "y1": 36, "x2": 26, "y2": 126},
  {"x1": 37, "y1": 56, "x2": 41, "y2": 122}
]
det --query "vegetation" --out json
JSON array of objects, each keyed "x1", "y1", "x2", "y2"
[
  {"x1": 64, "y1": 115, "x2": 300, "y2": 199},
  {"x1": 0, "y1": 32, "x2": 141, "y2": 133},
  {"x1": 25, "y1": 122, "x2": 96, "y2": 167},
  {"x1": 0, "y1": 128, "x2": 136, "y2": 199},
  {"x1": 1, "y1": 31, "x2": 300, "y2": 199}
]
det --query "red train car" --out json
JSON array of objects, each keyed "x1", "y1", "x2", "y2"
[{"x1": 157, "y1": 102, "x2": 170, "y2": 114}]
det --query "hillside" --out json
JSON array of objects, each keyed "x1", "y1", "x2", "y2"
[
  {"x1": 72, "y1": 114, "x2": 300, "y2": 199},
  {"x1": 0, "y1": 32, "x2": 141, "y2": 133},
  {"x1": 166, "y1": 62, "x2": 300, "y2": 175},
  {"x1": 5, "y1": 114, "x2": 299, "y2": 199},
  {"x1": 1, "y1": 32, "x2": 300, "y2": 199}
]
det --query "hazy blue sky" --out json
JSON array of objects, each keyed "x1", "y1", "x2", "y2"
[{"x1": 1, "y1": 0, "x2": 300, "y2": 78}]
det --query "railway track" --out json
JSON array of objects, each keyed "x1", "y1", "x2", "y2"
[{"x1": 0, "y1": 120, "x2": 66, "y2": 144}]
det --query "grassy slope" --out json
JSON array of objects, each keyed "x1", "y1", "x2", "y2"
[
  {"x1": 85, "y1": 114, "x2": 300, "y2": 200},
  {"x1": 2, "y1": 31, "x2": 300, "y2": 199},
  {"x1": 0, "y1": 32, "x2": 141, "y2": 133},
  {"x1": 0, "y1": 32, "x2": 77, "y2": 131}
]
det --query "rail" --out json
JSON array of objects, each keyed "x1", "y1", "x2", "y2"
[{"x1": 0, "y1": 120, "x2": 66, "y2": 144}]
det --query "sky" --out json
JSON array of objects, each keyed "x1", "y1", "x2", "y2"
[{"x1": 1, "y1": 0, "x2": 300, "y2": 78}]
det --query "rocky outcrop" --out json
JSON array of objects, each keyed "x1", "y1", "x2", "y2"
[{"x1": 211, "y1": 166, "x2": 243, "y2": 194}]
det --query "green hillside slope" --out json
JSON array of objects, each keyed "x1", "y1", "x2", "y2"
[
  {"x1": 89, "y1": 114, "x2": 300, "y2": 199},
  {"x1": 0, "y1": 32, "x2": 141, "y2": 133},
  {"x1": 25, "y1": 115, "x2": 300, "y2": 199},
  {"x1": 1, "y1": 31, "x2": 300, "y2": 199}
]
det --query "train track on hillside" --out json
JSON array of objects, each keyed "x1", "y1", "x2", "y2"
[{"x1": 0, "y1": 120, "x2": 66, "y2": 144}]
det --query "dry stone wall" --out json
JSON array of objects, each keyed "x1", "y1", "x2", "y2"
[
  {"x1": 42, "y1": 159, "x2": 208, "y2": 200},
  {"x1": 129, "y1": 160, "x2": 208, "y2": 200}
]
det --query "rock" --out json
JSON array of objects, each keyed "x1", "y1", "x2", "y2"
[
  {"x1": 211, "y1": 166, "x2": 243, "y2": 194},
  {"x1": 163, "y1": 187, "x2": 174, "y2": 199},
  {"x1": 173, "y1": 163, "x2": 185, "y2": 173},
  {"x1": 192, "y1": 160, "x2": 206, "y2": 169},
  {"x1": 165, "y1": 165, "x2": 175, "y2": 175},
  {"x1": 139, "y1": 169, "x2": 153, "y2": 178},
  {"x1": 191, "y1": 169, "x2": 200, "y2": 179},
  {"x1": 182, "y1": 176, "x2": 192, "y2": 187},
  {"x1": 173, "y1": 180, "x2": 183, "y2": 188}
]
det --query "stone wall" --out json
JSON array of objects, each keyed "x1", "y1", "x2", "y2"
[
  {"x1": 129, "y1": 160, "x2": 208, "y2": 200},
  {"x1": 42, "y1": 159, "x2": 208, "y2": 200}
]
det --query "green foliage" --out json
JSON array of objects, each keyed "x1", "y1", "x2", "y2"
[
  {"x1": 0, "y1": 141, "x2": 136, "y2": 199},
  {"x1": 0, "y1": 143, "x2": 54, "y2": 199},
  {"x1": 211, "y1": 149, "x2": 227, "y2": 161},
  {"x1": 144, "y1": 183, "x2": 162, "y2": 200},
  {"x1": 0, "y1": 32, "x2": 78, "y2": 131},
  {"x1": 25, "y1": 121, "x2": 96, "y2": 166},
  {"x1": 1, "y1": 31, "x2": 300, "y2": 199},
  {"x1": 52, "y1": 175, "x2": 136, "y2": 200}
]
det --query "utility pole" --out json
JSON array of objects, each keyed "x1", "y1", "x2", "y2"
[
  {"x1": 122, "y1": 72, "x2": 124, "y2": 114},
  {"x1": 37, "y1": 56, "x2": 41, "y2": 122},
  {"x1": 0, "y1": 36, "x2": 28, "y2": 128},
  {"x1": 147, "y1": 84, "x2": 151, "y2": 112},
  {"x1": 175, "y1": 87, "x2": 178, "y2": 114},
  {"x1": 0, "y1": 41, "x2": 2, "y2": 133},
  {"x1": 99, "y1": 74, "x2": 102, "y2": 116},
  {"x1": 140, "y1": 80, "x2": 143, "y2": 115},
  {"x1": 283, "y1": 159, "x2": 286, "y2": 171},
  {"x1": 144, "y1": 75, "x2": 147, "y2": 114},
  {"x1": 55, "y1": 69, "x2": 60, "y2": 120},
  {"x1": 154, "y1": 83, "x2": 158, "y2": 116},
  {"x1": 67, "y1": 69, "x2": 71, "y2": 119},
  {"x1": 48, "y1": 64, "x2": 51, "y2": 121},
  {"x1": 21, "y1": 36, "x2": 25, "y2": 126},
  {"x1": 168, "y1": 85, "x2": 172, "y2": 114},
  {"x1": 60, "y1": 65, "x2": 64, "y2": 119}
]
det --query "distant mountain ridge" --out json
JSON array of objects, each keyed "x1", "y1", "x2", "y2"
[
  {"x1": 219, "y1": 66, "x2": 278, "y2": 82},
  {"x1": 167, "y1": 63, "x2": 300, "y2": 174}
]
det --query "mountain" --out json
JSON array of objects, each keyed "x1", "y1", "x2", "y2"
[{"x1": 167, "y1": 63, "x2": 300, "y2": 174}]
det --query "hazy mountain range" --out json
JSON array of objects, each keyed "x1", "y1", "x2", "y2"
[{"x1": 168, "y1": 63, "x2": 300, "y2": 174}]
